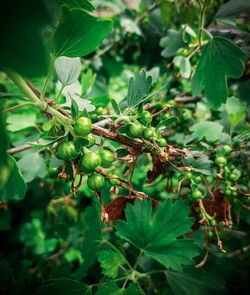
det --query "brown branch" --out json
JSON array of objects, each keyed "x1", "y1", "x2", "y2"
[
  {"x1": 7, "y1": 144, "x2": 33, "y2": 155},
  {"x1": 226, "y1": 244, "x2": 250, "y2": 258},
  {"x1": 92, "y1": 124, "x2": 143, "y2": 151},
  {"x1": 3, "y1": 102, "x2": 32, "y2": 113}
]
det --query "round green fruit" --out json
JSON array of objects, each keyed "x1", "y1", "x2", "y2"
[
  {"x1": 194, "y1": 176, "x2": 202, "y2": 184},
  {"x1": 192, "y1": 189, "x2": 203, "y2": 200},
  {"x1": 127, "y1": 121, "x2": 144, "y2": 138},
  {"x1": 157, "y1": 138, "x2": 167, "y2": 147},
  {"x1": 139, "y1": 111, "x2": 152, "y2": 125},
  {"x1": 222, "y1": 145, "x2": 232, "y2": 155},
  {"x1": 143, "y1": 127, "x2": 156, "y2": 140},
  {"x1": 109, "y1": 176, "x2": 120, "y2": 186},
  {"x1": 81, "y1": 151, "x2": 101, "y2": 173},
  {"x1": 87, "y1": 173, "x2": 105, "y2": 191},
  {"x1": 185, "y1": 172, "x2": 193, "y2": 180},
  {"x1": 96, "y1": 106, "x2": 104, "y2": 115},
  {"x1": 74, "y1": 117, "x2": 92, "y2": 136},
  {"x1": 229, "y1": 168, "x2": 241, "y2": 181},
  {"x1": 99, "y1": 149, "x2": 115, "y2": 168},
  {"x1": 56, "y1": 141, "x2": 78, "y2": 161},
  {"x1": 215, "y1": 156, "x2": 227, "y2": 166}
]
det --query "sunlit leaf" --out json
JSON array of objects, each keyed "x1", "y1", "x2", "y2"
[
  {"x1": 190, "y1": 121, "x2": 224, "y2": 142},
  {"x1": 97, "y1": 250, "x2": 126, "y2": 278},
  {"x1": 127, "y1": 70, "x2": 152, "y2": 108},
  {"x1": 224, "y1": 96, "x2": 246, "y2": 127},
  {"x1": 55, "y1": 56, "x2": 82, "y2": 86},
  {"x1": 18, "y1": 152, "x2": 47, "y2": 183}
]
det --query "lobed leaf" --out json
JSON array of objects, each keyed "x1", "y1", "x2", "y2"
[
  {"x1": 115, "y1": 199, "x2": 198, "y2": 271},
  {"x1": 97, "y1": 249, "x2": 126, "y2": 278},
  {"x1": 190, "y1": 121, "x2": 224, "y2": 142},
  {"x1": 55, "y1": 56, "x2": 82, "y2": 86},
  {"x1": 192, "y1": 37, "x2": 246, "y2": 108},
  {"x1": 160, "y1": 29, "x2": 184, "y2": 58},
  {"x1": 127, "y1": 70, "x2": 152, "y2": 108}
]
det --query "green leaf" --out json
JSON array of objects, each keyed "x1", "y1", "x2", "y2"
[
  {"x1": 36, "y1": 278, "x2": 91, "y2": 295},
  {"x1": 61, "y1": 81, "x2": 95, "y2": 112},
  {"x1": 18, "y1": 152, "x2": 47, "y2": 183},
  {"x1": 173, "y1": 56, "x2": 191, "y2": 79},
  {"x1": 81, "y1": 68, "x2": 96, "y2": 95},
  {"x1": 71, "y1": 98, "x2": 79, "y2": 120},
  {"x1": 166, "y1": 268, "x2": 227, "y2": 295},
  {"x1": 224, "y1": 96, "x2": 246, "y2": 127},
  {"x1": 60, "y1": 0, "x2": 94, "y2": 11},
  {"x1": 192, "y1": 37, "x2": 246, "y2": 108},
  {"x1": 160, "y1": 30, "x2": 184, "y2": 58},
  {"x1": 97, "y1": 250, "x2": 126, "y2": 279},
  {"x1": 53, "y1": 8, "x2": 113, "y2": 57},
  {"x1": 127, "y1": 70, "x2": 152, "y2": 108},
  {"x1": 111, "y1": 99, "x2": 121, "y2": 115},
  {"x1": 190, "y1": 121, "x2": 224, "y2": 142},
  {"x1": 158, "y1": 116, "x2": 177, "y2": 128},
  {"x1": 0, "y1": 0, "x2": 52, "y2": 78},
  {"x1": 96, "y1": 282, "x2": 141, "y2": 295},
  {"x1": 55, "y1": 56, "x2": 82, "y2": 86},
  {"x1": 215, "y1": 0, "x2": 250, "y2": 19},
  {"x1": 184, "y1": 154, "x2": 212, "y2": 175},
  {"x1": 1, "y1": 155, "x2": 27, "y2": 202},
  {"x1": 0, "y1": 112, "x2": 9, "y2": 167},
  {"x1": 115, "y1": 199, "x2": 198, "y2": 271},
  {"x1": 30, "y1": 135, "x2": 65, "y2": 147},
  {"x1": 6, "y1": 113, "x2": 37, "y2": 132}
]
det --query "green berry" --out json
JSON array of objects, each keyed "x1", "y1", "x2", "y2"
[
  {"x1": 215, "y1": 156, "x2": 227, "y2": 166},
  {"x1": 194, "y1": 176, "x2": 202, "y2": 183},
  {"x1": 222, "y1": 145, "x2": 232, "y2": 155},
  {"x1": 192, "y1": 189, "x2": 203, "y2": 200},
  {"x1": 139, "y1": 111, "x2": 152, "y2": 126},
  {"x1": 127, "y1": 121, "x2": 144, "y2": 138},
  {"x1": 99, "y1": 149, "x2": 115, "y2": 168},
  {"x1": 74, "y1": 117, "x2": 92, "y2": 136},
  {"x1": 143, "y1": 127, "x2": 156, "y2": 140},
  {"x1": 56, "y1": 141, "x2": 78, "y2": 161},
  {"x1": 81, "y1": 151, "x2": 102, "y2": 173},
  {"x1": 157, "y1": 138, "x2": 167, "y2": 147},
  {"x1": 87, "y1": 173, "x2": 105, "y2": 191}
]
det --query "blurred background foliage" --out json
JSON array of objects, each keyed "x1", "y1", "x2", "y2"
[{"x1": 0, "y1": 0, "x2": 250, "y2": 294}]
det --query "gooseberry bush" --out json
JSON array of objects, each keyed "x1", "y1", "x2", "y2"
[{"x1": 0, "y1": 0, "x2": 250, "y2": 294}]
